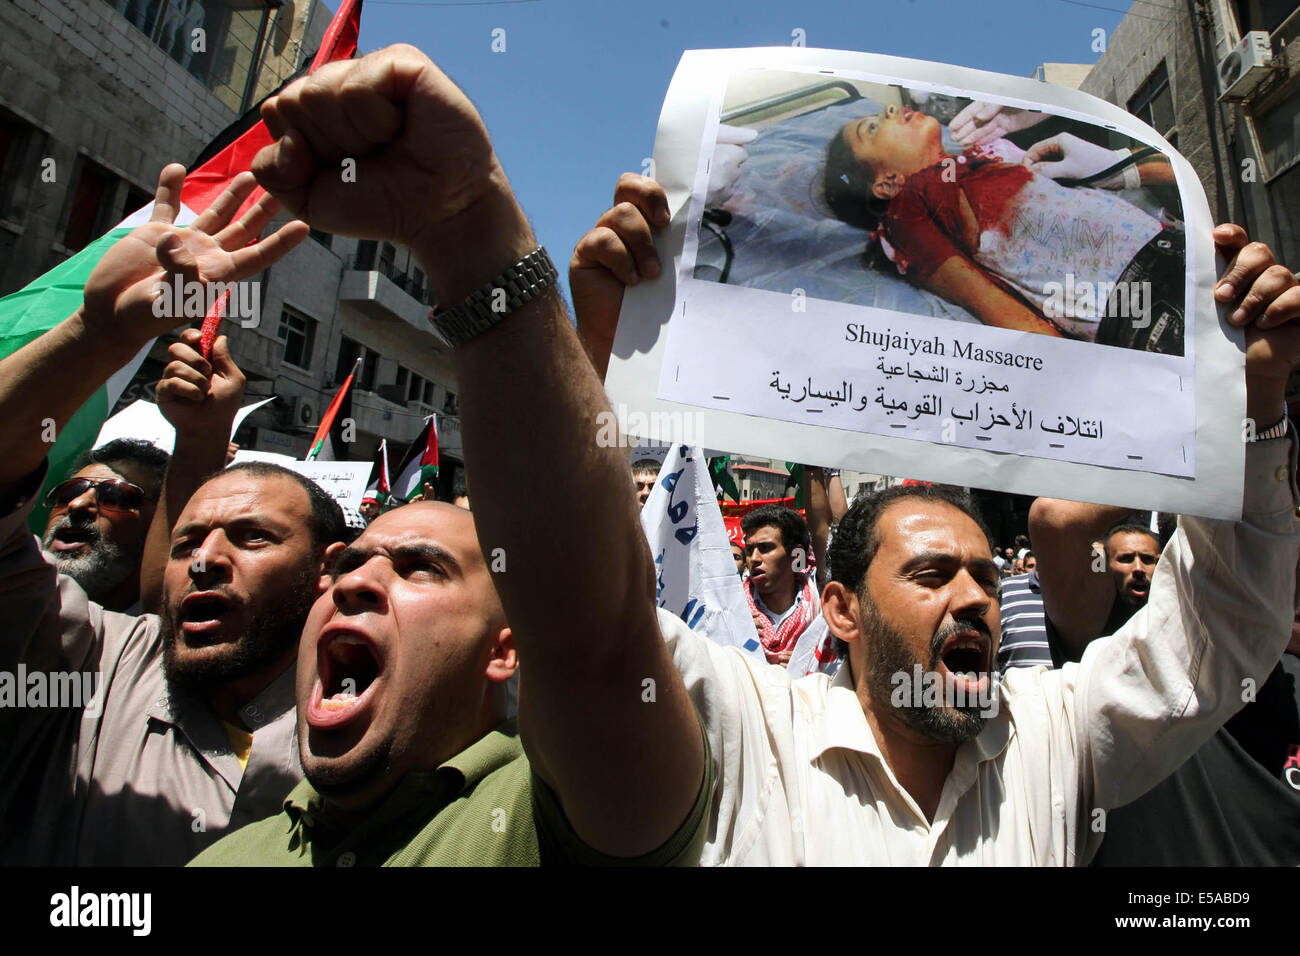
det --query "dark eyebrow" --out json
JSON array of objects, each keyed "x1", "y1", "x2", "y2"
[
  {"x1": 170, "y1": 515, "x2": 289, "y2": 545},
  {"x1": 901, "y1": 551, "x2": 1000, "y2": 580}
]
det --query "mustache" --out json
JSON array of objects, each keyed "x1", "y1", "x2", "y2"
[
  {"x1": 929, "y1": 617, "x2": 992, "y2": 661},
  {"x1": 167, "y1": 582, "x2": 245, "y2": 620},
  {"x1": 44, "y1": 513, "x2": 101, "y2": 545}
]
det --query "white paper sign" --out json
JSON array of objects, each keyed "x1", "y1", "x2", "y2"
[
  {"x1": 283, "y1": 461, "x2": 371, "y2": 510},
  {"x1": 606, "y1": 48, "x2": 1245, "y2": 519}
]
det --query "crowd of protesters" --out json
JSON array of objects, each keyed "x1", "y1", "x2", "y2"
[{"x1": 1, "y1": 45, "x2": 1298, "y2": 867}]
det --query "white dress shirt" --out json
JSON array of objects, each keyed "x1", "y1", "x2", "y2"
[{"x1": 660, "y1": 437, "x2": 1300, "y2": 865}]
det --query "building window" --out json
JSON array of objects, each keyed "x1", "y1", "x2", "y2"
[
  {"x1": 0, "y1": 109, "x2": 40, "y2": 224},
  {"x1": 1266, "y1": 162, "x2": 1300, "y2": 275},
  {"x1": 355, "y1": 239, "x2": 377, "y2": 271},
  {"x1": 62, "y1": 158, "x2": 116, "y2": 252},
  {"x1": 277, "y1": 307, "x2": 316, "y2": 370},
  {"x1": 1231, "y1": 0, "x2": 1295, "y2": 35},
  {"x1": 1128, "y1": 61, "x2": 1176, "y2": 140},
  {"x1": 442, "y1": 391, "x2": 458, "y2": 416},
  {"x1": 1253, "y1": 78, "x2": 1300, "y2": 180},
  {"x1": 105, "y1": 0, "x2": 278, "y2": 114},
  {"x1": 335, "y1": 337, "x2": 378, "y2": 391},
  {"x1": 379, "y1": 242, "x2": 396, "y2": 280}
]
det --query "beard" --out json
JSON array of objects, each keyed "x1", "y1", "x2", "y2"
[
  {"x1": 1116, "y1": 581, "x2": 1150, "y2": 611},
  {"x1": 161, "y1": 563, "x2": 318, "y2": 697},
  {"x1": 861, "y1": 599, "x2": 989, "y2": 744},
  {"x1": 42, "y1": 515, "x2": 140, "y2": 604}
]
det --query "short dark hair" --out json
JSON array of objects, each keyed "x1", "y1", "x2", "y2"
[
  {"x1": 1105, "y1": 522, "x2": 1158, "y2": 552},
  {"x1": 73, "y1": 439, "x2": 170, "y2": 499},
  {"x1": 631, "y1": 458, "x2": 661, "y2": 478},
  {"x1": 827, "y1": 485, "x2": 991, "y2": 659},
  {"x1": 823, "y1": 123, "x2": 902, "y2": 276},
  {"x1": 823, "y1": 124, "x2": 887, "y2": 231},
  {"x1": 199, "y1": 462, "x2": 346, "y2": 553},
  {"x1": 741, "y1": 505, "x2": 811, "y2": 559}
]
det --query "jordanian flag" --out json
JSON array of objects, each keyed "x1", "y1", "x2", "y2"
[
  {"x1": 0, "y1": 0, "x2": 363, "y2": 532},
  {"x1": 364, "y1": 439, "x2": 391, "y2": 505},
  {"x1": 307, "y1": 356, "x2": 361, "y2": 461},
  {"x1": 393, "y1": 416, "x2": 439, "y2": 501}
]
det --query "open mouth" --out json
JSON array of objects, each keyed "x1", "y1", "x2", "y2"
[
  {"x1": 309, "y1": 631, "x2": 383, "y2": 729},
  {"x1": 937, "y1": 630, "x2": 991, "y2": 694},
  {"x1": 178, "y1": 591, "x2": 236, "y2": 639},
  {"x1": 50, "y1": 526, "x2": 95, "y2": 553}
]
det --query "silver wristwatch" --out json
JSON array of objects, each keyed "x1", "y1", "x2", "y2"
[{"x1": 428, "y1": 246, "x2": 558, "y2": 346}]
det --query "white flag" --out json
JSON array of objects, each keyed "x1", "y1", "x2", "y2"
[{"x1": 640, "y1": 444, "x2": 761, "y2": 658}]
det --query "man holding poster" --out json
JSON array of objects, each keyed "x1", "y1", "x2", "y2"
[{"x1": 572, "y1": 167, "x2": 1300, "y2": 864}]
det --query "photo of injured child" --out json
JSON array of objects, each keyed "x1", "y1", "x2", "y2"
[{"x1": 692, "y1": 70, "x2": 1186, "y2": 356}]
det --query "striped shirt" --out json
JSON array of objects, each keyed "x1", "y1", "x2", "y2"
[{"x1": 997, "y1": 570, "x2": 1051, "y2": 670}]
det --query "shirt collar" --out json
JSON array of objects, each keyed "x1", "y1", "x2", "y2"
[
  {"x1": 283, "y1": 719, "x2": 525, "y2": 830},
  {"x1": 809, "y1": 664, "x2": 1015, "y2": 766},
  {"x1": 147, "y1": 661, "x2": 298, "y2": 790},
  {"x1": 808, "y1": 664, "x2": 884, "y2": 763}
]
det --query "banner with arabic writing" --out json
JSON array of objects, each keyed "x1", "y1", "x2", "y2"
[{"x1": 605, "y1": 48, "x2": 1244, "y2": 519}]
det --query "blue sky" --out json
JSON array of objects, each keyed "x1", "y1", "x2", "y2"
[{"x1": 345, "y1": 0, "x2": 1139, "y2": 297}]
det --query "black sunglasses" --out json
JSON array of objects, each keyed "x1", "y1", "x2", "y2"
[{"x1": 44, "y1": 477, "x2": 147, "y2": 514}]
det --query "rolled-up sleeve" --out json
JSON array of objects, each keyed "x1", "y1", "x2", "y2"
[{"x1": 1069, "y1": 434, "x2": 1300, "y2": 858}]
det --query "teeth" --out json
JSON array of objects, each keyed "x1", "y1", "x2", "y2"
[{"x1": 321, "y1": 693, "x2": 358, "y2": 710}]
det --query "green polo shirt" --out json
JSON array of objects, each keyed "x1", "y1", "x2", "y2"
[{"x1": 188, "y1": 719, "x2": 712, "y2": 866}]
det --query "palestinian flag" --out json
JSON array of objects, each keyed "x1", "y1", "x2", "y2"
[
  {"x1": 307, "y1": 356, "x2": 361, "y2": 461},
  {"x1": 1, "y1": 0, "x2": 364, "y2": 533},
  {"x1": 708, "y1": 455, "x2": 740, "y2": 503},
  {"x1": 364, "y1": 439, "x2": 391, "y2": 506},
  {"x1": 393, "y1": 416, "x2": 439, "y2": 501}
]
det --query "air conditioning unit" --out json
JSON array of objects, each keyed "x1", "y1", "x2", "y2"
[{"x1": 1218, "y1": 31, "x2": 1274, "y2": 101}]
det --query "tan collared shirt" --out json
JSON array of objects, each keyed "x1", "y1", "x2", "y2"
[
  {"x1": 663, "y1": 437, "x2": 1300, "y2": 865},
  {"x1": 0, "y1": 466, "x2": 301, "y2": 865}
]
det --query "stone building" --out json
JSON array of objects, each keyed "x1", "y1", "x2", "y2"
[
  {"x1": 0, "y1": 0, "x2": 466, "y2": 487},
  {"x1": 1080, "y1": 0, "x2": 1299, "y2": 283}
]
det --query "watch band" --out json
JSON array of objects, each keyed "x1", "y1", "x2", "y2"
[
  {"x1": 1249, "y1": 411, "x2": 1289, "y2": 443},
  {"x1": 429, "y1": 246, "x2": 557, "y2": 346}
]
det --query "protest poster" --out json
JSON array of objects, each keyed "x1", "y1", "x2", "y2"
[
  {"x1": 605, "y1": 48, "x2": 1244, "y2": 519},
  {"x1": 284, "y1": 461, "x2": 372, "y2": 510}
]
